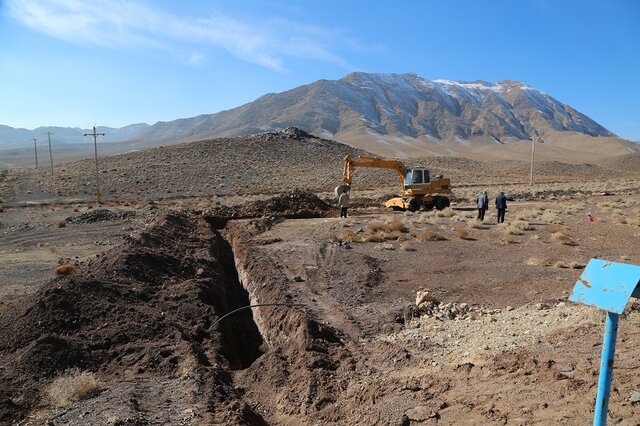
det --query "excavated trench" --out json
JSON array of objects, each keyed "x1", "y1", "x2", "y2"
[
  {"x1": 0, "y1": 191, "x2": 341, "y2": 424},
  {"x1": 214, "y1": 235, "x2": 264, "y2": 371}
]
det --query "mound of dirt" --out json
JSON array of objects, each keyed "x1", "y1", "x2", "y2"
[
  {"x1": 204, "y1": 189, "x2": 333, "y2": 227},
  {"x1": 66, "y1": 208, "x2": 136, "y2": 224},
  {"x1": 0, "y1": 212, "x2": 265, "y2": 424}
]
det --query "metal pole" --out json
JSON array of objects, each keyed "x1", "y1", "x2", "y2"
[
  {"x1": 33, "y1": 138, "x2": 38, "y2": 169},
  {"x1": 529, "y1": 135, "x2": 536, "y2": 185},
  {"x1": 593, "y1": 311, "x2": 619, "y2": 426}
]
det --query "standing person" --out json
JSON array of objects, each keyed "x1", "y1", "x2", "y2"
[
  {"x1": 338, "y1": 188, "x2": 350, "y2": 218},
  {"x1": 495, "y1": 191, "x2": 507, "y2": 223},
  {"x1": 476, "y1": 191, "x2": 489, "y2": 221}
]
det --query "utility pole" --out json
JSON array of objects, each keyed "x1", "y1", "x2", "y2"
[
  {"x1": 33, "y1": 138, "x2": 39, "y2": 169},
  {"x1": 529, "y1": 135, "x2": 536, "y2": 185},
  {"x1": 44, "y1": 131, "x2": 54, "y2": 175},
  {"x1": 84, "y1": 126, "x2": 105, "y2": 204}
]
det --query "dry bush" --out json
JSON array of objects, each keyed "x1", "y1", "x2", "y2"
[
  {"x1": 46, "y1": 369, "x2": 100, "y2": 407},
  {"x1": 540, "y1": 211, "x2": 563, "y2": 224},
  {"x1": 569, "y1": 261, "x2": 586, "y2": 269},
  {"x1": 54, "y1": 219, "x2": 67, "y2": 228},
  {"x1": 399, "y1": 241, "x2": 416, "y2": 251},
  {"x1": 416, "y1": 230, "x2": 447, "y2": 241},
  {"x1": 366, "y1": 220, "x2": 406, "y2": 233},
  {"x1": 363, "y1": 233, "x2": 385, "y2": 243},
  {"x1": 500, "y1": 235, "x2": 517, "y2": 245},
  {"x1": 467, "y1": 219, "x2": 489, "y2": 229},
  {"x1": 516, "y1": 209, "x2": 540, "y2": 220},
  {"x1": 511, "y1": 220, "x2": 533, "y2": 231},
  {"x1": 611, "y1": 215, "x2": 627, "y2": 224},
  {"x1": 526, "y1": 257, "x2": 551, "y2": 266},
  {"x1": 454, "y1": 228, "x2": 473, "y2": 240},
  {"x1": 54, "y1": 264, "x2": 77, "y2": 276},
  {"x1": 374, "y1": 243, "x2": 395, "y2": 251},
  {"x1": 551, "y1": 232, "x2": 576, "y2": 246},
  {"x1": 437, "y1": 208, "x2": 456, "y2": 218},
  {"x1": 553, "y1": 260, "x2": 570, "y2": 268}
]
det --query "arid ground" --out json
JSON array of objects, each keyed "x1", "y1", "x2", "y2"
[{"x1": 1, "y1": 130, "x2": 639, "y2": 425}]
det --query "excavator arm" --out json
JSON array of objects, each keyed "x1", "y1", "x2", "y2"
[{"x1": 342, "y1": 155, "x2": 407, "y2": 190}]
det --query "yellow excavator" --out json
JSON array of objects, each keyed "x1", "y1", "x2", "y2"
[{"x1": 337, "y1": 155, "x2": 452, "y2": 211}]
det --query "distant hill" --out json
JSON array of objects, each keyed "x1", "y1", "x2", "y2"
[
  {"x1": 0, "y1": 123, "x2": 149, "y2": 147},
  {"x1": 131, "y1": 72, "x2": 638, "y2": 161}
]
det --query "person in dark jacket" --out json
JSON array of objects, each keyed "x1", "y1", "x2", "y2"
[
  {"x1": 495, "y1": 192, "x2": 507, "y2": 223},
  {"x1": 476, "y1": 191, "x2": 489, "y2": 220}
]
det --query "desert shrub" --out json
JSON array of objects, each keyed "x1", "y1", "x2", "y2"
[
  {"x1": 374, "y1": 243, "x2": 395, "y2": 251},
  {"x1": 526, "y1": 257, "x2": 551, "y2": 266},
  {"x1": 366, "y1": 220, "x2": 406, "y2": 233},
  {"x1": 54, "y1": 219, "x2": 67, "y2": 228},
  {"x1": 454, "y1": 229, "x2": 473, "y2": 240},
  {"x1": 553, "y1": 260, "x2": 570, "y2": 268},
  {"x1": 54, "y1": 264, "x2": 78, "y2": 276},
  {"x1": 399, "y1": 241, "x2": 416, "y2": 251},
  {"x1": 416, "y1": 230, "x2": 447, "y2": 241},
  {"x1": 511, "y1": 220, "x2": 533, "y2": 231},
  {"x1": 46, "y1": 369, "x2": 100, "y2": 407},
  {"x1": 551, "y1": 232, "x2": 576, "y2": 246},
  {"x1": 363, "y1": 233, "x2": 386, "y2": 243},
  {"x1": 611, "y1": 215, "x2": 627, "y2": 224},
  {"x1": 540, "y1": 211, "x2": 562, "y2": 224},
  {"x1": 437, "y1": 209, "x2": 456, "y2": 218},
  {"x1": 500, "y1": 235, "x2": 517, "y2": 245},
  {"x1": 569, "y1": 261, "x2": 586, "y2": 269},
  {"x1": 516, "y1": 209, "x2": 540, "y2": 220},
  {"x1": 467, "y1": 219, "x2": 489, "y2": 229}
]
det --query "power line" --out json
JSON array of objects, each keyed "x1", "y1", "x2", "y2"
[{"x1": 84, "y1": 126, "x2": 105, "y2": 204}]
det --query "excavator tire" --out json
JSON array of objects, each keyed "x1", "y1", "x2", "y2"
[
  {"x1": 434, "y1": 196, "x2": 450, "y2": 210},
  {"x1": 408, "y1": 197, "x2": 422, "y2": 212}
]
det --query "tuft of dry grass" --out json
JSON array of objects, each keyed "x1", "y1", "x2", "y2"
[
  {"x1": 416, "y1": 230, "x2": 447, "y2": 241},
  {"x1": 454, "y1": 228, "x2": 473, "y2": 240},
  {"x1": 500, "y1": 235, "x2": 517, "y2": 245},
  {"x1": 467, "y1": 219, "x2": 489, "y2": 229},
  {"x1": 54, "y1": 264, "x2": 78, "y2": 276},
  {"x1": 54, "y1": 219, "x2": 67, "y2": 228},
  {"x1": 399, "y1": 241, "x2": 416, "y2": 251},
  {"x1": 526, "y1": 257, "x2": 551, "y2": 266},
  {"x1": 437, "y1": 208, "x2": 456, "y2": 218},
  {"x1": 366, "y1": 220, "x2": 406, "y2": 233},
  {"x1": 551, "y1": 232, "x2": 577, "y2": 246},
  {"x1": 46, "y1": 369, "x2": 100, "y2": 407},
  {"x1": 540, "y1": 211, "x2": 563, "y2": 224}
]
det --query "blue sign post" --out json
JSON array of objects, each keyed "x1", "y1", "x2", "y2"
[{"x1": 569, "y1": 259, "x2": 640, "y2": 426}]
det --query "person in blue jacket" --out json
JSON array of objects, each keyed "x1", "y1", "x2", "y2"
[{"x1": 495, "y1": 191, "x2": 507, "y2": 223}]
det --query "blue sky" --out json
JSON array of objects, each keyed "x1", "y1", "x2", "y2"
[{"x1": 1, "y1": 0, "x2": 639, "y2": 140}]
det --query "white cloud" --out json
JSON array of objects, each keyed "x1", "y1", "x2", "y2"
[{"x1": 6, "y1": 0, "x2": 351, "y2": 71}]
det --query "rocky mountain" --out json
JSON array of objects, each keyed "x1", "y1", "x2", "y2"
[
  {"x1": 0, "y1": 123, "x2": 149, "y2": 147},
  {"x1": 130, "y1": 72, "x2": 632, "y2": 160}
]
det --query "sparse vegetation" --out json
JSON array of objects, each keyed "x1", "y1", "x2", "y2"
[
  {"x1": 551, "y1": 232, "x2": 576, "y2": 246},
  {"x1": 46, "y1": 369, "x2": 100, "y2": 407},
  {"x1": 454, "y1": 228, "x2": 473, "y2": 240},
  {"x1": 54, "y1": 264, "x2": 78, "y2": 276},
  {"x1": 416, "y1": 230, "x2": 447, "y2": 241}
]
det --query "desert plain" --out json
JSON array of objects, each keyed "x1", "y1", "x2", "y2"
[{"x1": 1, "y1": 129, "x2": 639, "y2": 425}]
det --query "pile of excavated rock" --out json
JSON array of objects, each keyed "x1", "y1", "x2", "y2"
[{"x1": 414, "y1": 290, "x2": 498, "y2": 321}]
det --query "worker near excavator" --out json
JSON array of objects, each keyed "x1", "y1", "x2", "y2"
[
  {"x1": 495, "y1": 191, "x2": 507, "y2": 223},
  {"x1": 338, "y1": 188, "x2": 350, "y2": 218},
  {"x1": 476, "y1": 191, "x2": 489, "y2": 221}
]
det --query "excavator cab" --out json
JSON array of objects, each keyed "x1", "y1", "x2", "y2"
[{"x1": 405, "y1": 168, "x2": 430, "y2": 187}]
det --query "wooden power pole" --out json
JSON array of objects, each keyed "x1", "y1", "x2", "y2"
[
  {"x1": 33, "y1": 138, "x2": 39, "y2": 169},
  {"x1": 44, "y1": 131, "x2": 54, "y2": 175},
  {"x1": 84, "y1": 126, "x2": 105, "y2": 204}
]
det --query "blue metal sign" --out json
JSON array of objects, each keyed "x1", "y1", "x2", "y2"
[
  {"x1": 568, "y1": 258, "x2": 640, "y2": 426},
  {"x1": 569, "y1": 259, "x2": 640, "y2": 314}
]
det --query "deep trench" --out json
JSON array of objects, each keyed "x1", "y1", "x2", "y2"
[{"x1": 215, "y1": 235, "x2": 265, "y2": 371}]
